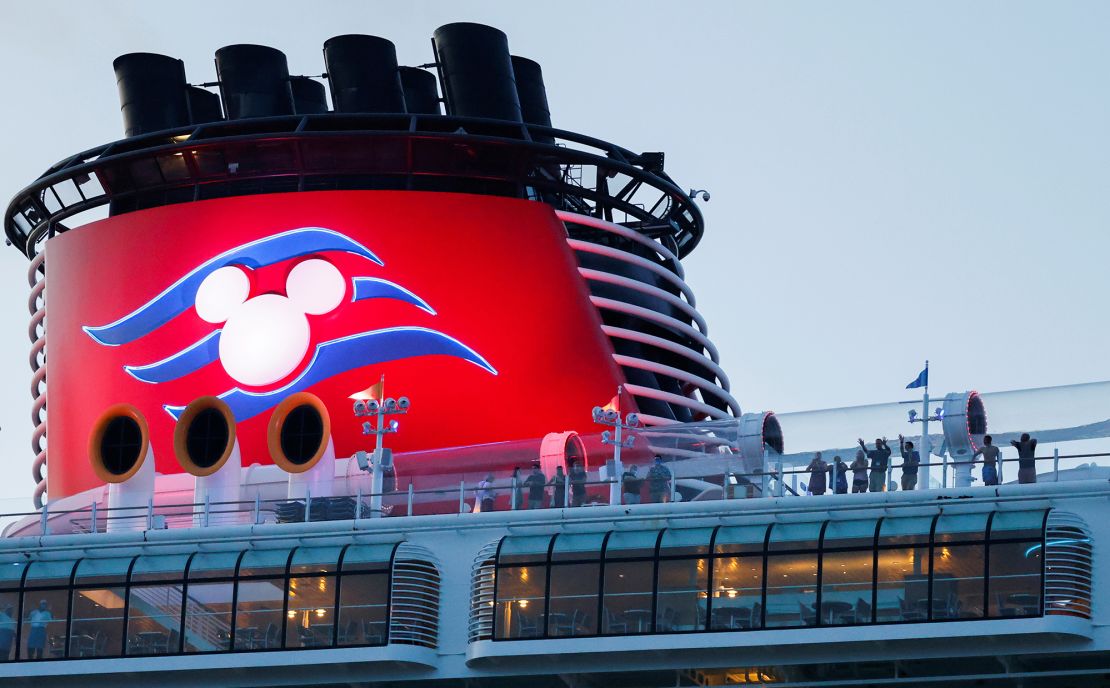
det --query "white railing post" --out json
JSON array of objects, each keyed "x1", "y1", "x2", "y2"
[
  {"x1": 1054, "y1": 448, "x2": 1060, "y2": 482},
  {"x1": 942, "y1": 454, "x2": 949, "y2": 489},
  {"x1": 887, "y1": 464, "x2": 894, "y2": 492},
  {"x1": 407, "y1": 483, "x2": 414, "y2": 516},
  {"x1": 146, "y1": 497, "x2": 154, "y2": 531},
  {"x1": 510, "y1": 476, "x2": 519, "y2": 511},
  {"x1": 90, "y1": 502, "x2": 97, "y2": 534},
  {"x1": 253, "y1": 493, "x2": 261, "y2": 524},
  {"x1": 775, "y1": 462, "x2": 784, "y2": 498},
  {"x1": 790, "y1": 470, "x2": 797, "y2": 496},
  {"x1": 725, "y1": 462, "x2": 733, "y2": 500},
  {"x1": 40, "y1": 501, "x2": 48, "y2": 536},
  {"x1": 304, "y1": 490, "x2": 312, "y2": 523},
  {"x1": 459, "y1": 481, "x2": 466, "y2": 514},
  {"x1": 355, "y1": 486, "x2": 363, "y2": 520},
  {"x1": 203, "y1": 493, "x2": 211, "y2": 528},
  {"x1": 831, "y1": 462, "x2": 839, "y2": 495}
]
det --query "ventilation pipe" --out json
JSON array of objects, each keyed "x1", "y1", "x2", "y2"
[
  {"x1": 112, "y1": 53, "x2": 190, "y2": 137},
  {"x1": 173, "y1": 396, "x2": 241, "y2": 524},
  {"x1": 290, "y1": 76, "x2": 329, "y2": 114},
  {"x1": 511, "y1": 55, "x2": 553, "y2": 141},
  {"x1": 399, "y1": 66, "x2": 441, "y2": 115},
  {"x1": 214, "y1": 44, "x2": 295, "y2": 119},
  {"x1": 268, "y1": 392, "x2": 336, "y2": 499},
  {"x1": 186, "y1": 86, "x2": 223, "y2": 124},
  {"x1": 941, "y1": 391, "x2": 987, "y2": 488},
  {"x1": 322, "y1": 34, "x2": 406, "y2": 113},
  {"x1": 89, "y1": 404, "x2": 155, "y2": 532},
  {"x1": 738, "y1": 411, "x2": 783, "y2": 476},
  {"x1": 432, "y1": 23, "x2": 522, "y2": 121}
]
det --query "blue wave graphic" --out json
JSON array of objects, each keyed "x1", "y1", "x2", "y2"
[
  {"x1": 124, "y1": 330, "x2": 222, "y2": 383},
  {"x1": 164, "y1": 327, "x2": 497, "y2": 421},
  {"x1": 84, "y1": 228, "x2": 382, "y2": 346},
  {"x1": 352, "y1": 277, "x2": 436, "y2": 314}
]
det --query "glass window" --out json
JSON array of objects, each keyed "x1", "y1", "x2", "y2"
[
  {"x1": 551, "y1": 532, "x2": 605, "y2": 562},
  {"x1": 656, "y1": 557, "x2": 707, "y2": 632},
  {"x1": 337, "y1": 571, "x2": 389, "y2": 646},
  {"x1": 934, "y1": 512, "x2": 989, "y2": 544},
  {"x1": 285, "y1": 575, "x2": 336, "y2": 648},
  {"x1": 659, "y1": 528, "x2": 714, "y2": 558},
  {"x1": 126, "y1": 581, "x2": 183, "y2": 655},
  {"x1": 235, "y1": 577, "x2": 285, "y2": 650},
  {"x1": 290, "y1": 547, "x2": 343, "y2": 576},
  {"x1": 0, "y1": 560, "x2": 28, "y2": 588},
  {"x1": 875, "y1": 547, "x2": 929, "y2": 622},
  {"x1": 239, "y1": 549, "x2": 290, "y2": 577},
  {"x1": 931, "y1": 542, "x2": 984, "y2": 619},
  {"x1": 990, "y1": 510, "x2": 1046, "y2": 541},
  {"x1": 340, "y1": 544, "x2": 395, "y2": 573},
  {"x1": 603, "y1": 530, "x2": 660, "y2": 560},
  {"x1": 495, "y1": 563, "x2": 545, "y2": 639},
  {"x1": 0, "y1": 589, "x2": 17, "y2": 661},
  {"x1": 602, "y1": 531, "x2": 659, "y2": 634},
  {"x1": 183, "y1": 552, "x2": 239, "y2": 653},
  {"x1": 765, "y1": 553, "x2": 818, "y2": 628},
  {"x1": 714, "y1": 524, "x2": 769, "y2": 556},
  {"x1": 547, "y1": 533, "x2": 604, "y2": 637},
  {"x1": 19, "y1": 589, "x2": 67, "y2": 660},
  {"x1": 23, "y1": 559, "x2": 77, "y2": 588},
  {"x1": 71, "y1": 558, "x2": 131, "y2": 658},
  {"x1": 988, "y1": 541, "x2": 1042, "y2": 618},
  {"x1": 768, "y1": 522, "x2": 822, "y2": 553},
  {"x1": 498, "y1": 535, "x2": 553, "y2": 566},
  {"x1": 710, "y1": 552, "x2": 762, "y2": 630},
  {"x1": 130, "y1": 554, "x2": 189, "y2": 583},
  {"x1": 877, "y1": 516, "x2": 935, "y2": 548},
  {"x1": 820, "y1": 521, "x2": 876, "y2": 625}
]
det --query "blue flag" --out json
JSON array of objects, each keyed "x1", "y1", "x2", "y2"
[{"x1": 906, "y1": 366, "x2": 928, "y2": 389}]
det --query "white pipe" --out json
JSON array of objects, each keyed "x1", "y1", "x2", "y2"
[
  {"x1": 288, "y1": 437, "x2": 336, "y2": 500},
  {"x1": 106, "y1": 445, "x2": 155, "y2": 534},
  {"x1": 193, "y1": 442, "x2": 243, "y2": 526}
]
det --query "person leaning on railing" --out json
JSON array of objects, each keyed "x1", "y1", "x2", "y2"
[
  {"x1": 1012, "y1": 433, "x2": 1038, "y2": 484},
  {"x1": 524, "y1": 462, "x2": 547, "y2": 509},
  {"x1": 974, "y1": 435, "x2": 1001, "y2": 486},
  {"x1": 622, "y1": 465, "x2": 644, "y2": 504}
]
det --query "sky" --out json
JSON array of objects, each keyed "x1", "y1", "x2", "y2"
[{"x1": 0, "y1": 1, "x2": 1108, "y2": 509}]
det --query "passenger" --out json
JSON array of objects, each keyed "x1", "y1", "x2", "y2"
[
  {"x1": 524, "y1": 463, "x2": 547, "y2": 509},
  {"x1": 26, "y1": 600, "x2": 51, "y2": 660},
  {"x1": 569, "y1": 461, "x2": 588, "y2": 507},
  {"x1": 647, "y1": 455, "x2": 673, "y2": 503},
  {"x1": 807, "y1": 452, "x2": 828, "y2": 495},
  {"x1": 858, "y1": 437, "x2": 892, "y2": 492},
  {"x1": 974, "y1": 435, "x2": 1001, "y2": 486},
  {"x1": 621, "y1": 464, "x2": 643, "y2": 504},
  {"x1": 549, "y1": 465, "x2": 567, "y2": 508},
  {"x1": 898, "y1": 434, "x2": 920, "y2": 491},
  {"x1": 511, "y1": 467, "x2": 524, "y2": 510},
  {"x1": 476, "y1": 473, "x2": 496, "y2": 513},
  {"x1": 850, "y1": 451, "x2": 869, "y2": 493},
  {"x1": 1011, "y1": 433, "x2": 1038, "y2": 484},
  {"x1": 0, "y1": 605, "x2": 14, "y2": 661},
  {"x1": 832, "y1": 456, "x2": 849, "y2": 494}
]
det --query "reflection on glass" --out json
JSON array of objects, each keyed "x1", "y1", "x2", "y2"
[
  {"x1": 875, "y1": 547, "x2": 928, "y2": 622},
  {"x1": 602, "y1": 560, "x2": 654, "y2": 634},
  {"x1": 183, "y1": 582, "x2": 233, "y2": 652},
  {"x1": 988, "y1": 542, "x2": 1042, "y2": 617},
  {"x1": 126, "y1": 584, "x2": 182, "y2": 655},
  {"x1": 19, "y1": 589, "x2": 67, "y2": 660},
  {"x1": 820, "y1": 550, "x2": 872, "y2": 625},
  {"x1": 235, "y1": 578, "x2": 285, "y2": 650},
  {"x1": 656, "y1": 558, "x2": 707, "y2": 631},
  {"x1": 764, "y1": 554, "x2": 817, "y2": 628},
  {"x1": 70, "y1": 586, "x2": 125, "y2": 657},
  {"x1": 337, "y1": 572, "x2": 389, "y2": 646},
  {"x1": 711, "y1": 556, "x2": 762, "y2": 630},
  {"x1": 495, "y1": 566, "x2": 546, "y2": 639},
  {"x1": 285, "y1": 576, "x2": 336, "y2": 648},
  {"x1": 931, "y1": 544, "x2": 984, "y2": 619},
  {"x1": 547, "y1": 563, "x2": 599, "y2": 636},
  {"x1": 0, "y1": 590, "x2": 18, "y2": 661}
]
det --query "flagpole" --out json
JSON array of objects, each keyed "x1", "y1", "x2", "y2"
[{"x1": 920, "y1": 360, "x2": 931, "y2": 487}]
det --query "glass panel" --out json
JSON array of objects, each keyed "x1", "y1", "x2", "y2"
[
  {"x1": 498, "y1": 535, "x2": 553, "y2": 567},
  {"x1": 0, "y1": 561, "x2": 28, "y2": 588},
  {"x1": 182, "y1": 581, "x2": 233, "y2": 652},
  {"x1": 495, "y1": 565, "x2": 545, "y2": 639},
  {"x1": 934, "y1": 512, "x2": 990, "y2": 544},
  {"x1": 820, "y1": 550, "x2": 873, "y2": 625},
  {"x1": 931, "y1": 543, "x2": 984, "y2": 619},
  {"x1": 988, "y1": 542, "x2": 1042, "y2": 618},
  {"x1": 714, "y1": 525, "x2": 769, "y2": 556},
  {"x1": 659, "y1": 528, "x2": 714, "y2": 558},
  {"x1": 75, "y1": 557, "x2": 133, "y2": 587},
  {"x1": 0, "y1": 591, "x2": 19, "y2": 660},
  {"x1": 23, "y1": 560, "x2": 77, "y2": 588},
  {"x1": 656, "y1": 558, "x2": 707, "y2": 631},
  {"x1": 822, "y1": 520, "x2": 878, "y2": 550},
  {"x1": 126, "y1": 583, "x2": 182, "y2": 655},
  {"x1": 710, "y1": 556, "x2": 762, "y2": 630},
  {"x1": 187, "y1": 551, "x2": 241, "y2": 580},
  {"x1": 340, "y1": 544, "x2": 395, "y2": 573},
  {"x1": 131, "y1": 554, "x2": 189, "y2": 583},
  {"x1": 875, "y1": 547, "x2": 929, "y2": 622},
  {"x1": 602, "y1": 559, "x2": 654, "y2": 634},
  {"x1": 550, "y1": 532, "x2": 606, "y2": 563},
  {"x1": 239, "y1": 549, "x2": 291, "y2": 578},
  {"x1": 603, "y1": 530, "x2": 659, "y2": 560},
  {"x1": 285, "y1": 576, "x2": 336, "y2": 648},
  {"x1": 547, "y1": 562, "x2": 599, "y2": 636},
  {"x1": 878, "y1": 516, "x2": 935, "y2": 547},
  {"x1": 235, "y1": 578, "x2": 285, "y2": 650},
  {"x1": 290, "y1": 547, "x2": 343, "y2": 575},
  {"x1": 19, "y1": 590, "x2": 67, "y2": 659},
  {"x1": 337, "y1": 572, "x2": 389, "y2": 646},
  {"x1": 768, "y1": 522, "x2": 822, "y2": 552},
  {"x1": 70, "y1": 586, "x2": 125, "y2": 657},
  {"x1": 990, "y1": 510, "x2": 1046, "y2": 541},
  {"x1": 764, "y1": 554, "x2": 818, "y2": 627}
]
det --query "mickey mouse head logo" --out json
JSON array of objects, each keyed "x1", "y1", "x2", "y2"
[{"x1": 195, "y1": 258, "x2": 345, "y2": 387}]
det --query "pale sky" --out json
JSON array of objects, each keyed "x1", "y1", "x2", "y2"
[{"x1": 1, "y1": 1, "x2": 1108, "y2": 509}]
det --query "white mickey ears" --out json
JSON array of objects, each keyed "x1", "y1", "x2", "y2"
[
  {"x1": 285, "y1": 258, "x2": 346, "y2": 315},
  {"x1": 196, "y1": 265, "x2": 251, "y2": 324}
]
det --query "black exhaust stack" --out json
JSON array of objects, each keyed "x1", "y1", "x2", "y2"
[
  {"x1": 113, "y1": 53, "x2": 190, "y2": 137},
  {"x1": 186, "y1": 86, "x2": 223, "y2": 125},
  {"x1": 214, "y1": 44, "x2": 295, "y2": 119},
  {"x1": 432, "y1": 23, "x2": 521, "y2": 121},
  {"x1": 511, "y1": 55, "x2": 553, "y2": 141},
  {"x1": 322, "y1": 34, "x2": 406, "y2": 113},
  {"x1": 399, "y1": 67, "x2": 441, "y2": 115},
  {"x1": 290, "y1": 77, "x2": 329, "y2": 114}
]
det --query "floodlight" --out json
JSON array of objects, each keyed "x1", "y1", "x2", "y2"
[
  {"x1": 353, "y1": 400, "x2": 367, "y2": 416},
  {"x1": 366, "y1": 399, "x2": 380, "y2": 414},
  {"x1": 601, "y1": 430, "x2": 611, "y2": 443},
  {"x1": 626, "y1": 413, "x2": 641, "y2": 428},
  {"x1": 388, "y1": 419, "x2": 399, "y2": 432},
  {"x1": 361, "y1": 421, "x2": 371, "y2": 434},
  {"x1": 908, "y1": 409, "x2": 917, "y2": 422},
  {"x1": 397, "y1": 396, "x2": 411, "y2": 411},
  {"x1": 355, "y1": 450, "x2": 370, "y2": 472},
  {"x1": 384, "y1": 398, "x2": 397, "y2": 412}
]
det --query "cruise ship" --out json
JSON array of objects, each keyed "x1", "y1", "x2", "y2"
[{"x1": 0, "y1": 22, "x2": 1106, "y2": 688}]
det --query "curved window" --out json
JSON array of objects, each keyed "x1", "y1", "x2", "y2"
[
  {"x1": 71, "y1": 558, "x2": 131, "y2": 657},
  {"x1": 494, "y1": 535, "x2": 552, "y2": 640},
  {"x1": 602, "y1": 531, "x2": 659, "y2": 635},
  {"x1": 711, "y1": 525, "x2": 768, "y2": 631},
  {"x1": 875, "y1": 516, "x2": 934, "y2": 622},
  {"x1": 183, "y1": 551, "x2": 239, "y2": 653},
  {"x1": 127, "y1": 553, "x2": 188, "y2": 655},
  {"x1": 548, "y1": 533, "x2": 604, "y2": 637},
  {"x1": 820, "y1": 521, "x2": 878, "y2": 626},
  {"x1": 656, "y1": 529, "x2": 712, "y2": 632},
  {"x1": 234, "y1": 549, "x2": 289, "y2": 650},
  {"x1": 933, "y1": 513, "x2": 990, "y2": 619},
  {"x1": 765, "y1": 523, "x2": 821, "y2": 628},
  {"x1": 337, "y1": 544, "x2": 393, "y2": 647},
  {"x1": 20, "y1": 559, "x2": 77, "y2": 660},
  {"x1": 988, "y1": 511, "x2": 1047, "y2": 618},
  {"x1": 285, "y1": 547, "x2": 342, "y2": 649}
]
